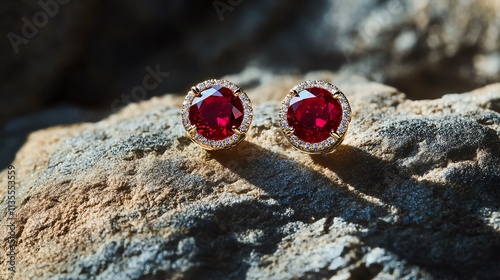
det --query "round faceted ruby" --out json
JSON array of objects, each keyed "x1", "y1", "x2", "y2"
[
  {"x1": 287, "y1": 87, "x2": 342, "y2": 143},
  {"x1": 189, "y1": 86, "x2": 244, "y2": 140}
]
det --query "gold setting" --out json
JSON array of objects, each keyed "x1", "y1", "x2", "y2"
[
  {"x1": 279, "y1": 80, "x2": 352, "y2": 154},
  {"x1": 181, "y1": 79, "x2": 253, "y2": 150}
]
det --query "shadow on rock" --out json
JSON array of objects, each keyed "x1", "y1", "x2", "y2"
[
  {"x1": 175, "y1": 142, "x2": 389, "y2": 279},
  {"x1": 312, "y1": 145, "x2": 500, "y2": 279}
]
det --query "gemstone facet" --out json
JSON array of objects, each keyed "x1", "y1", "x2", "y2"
[
  {"x1": 279, "y1": 81, "x2": 351, "y2": 154},
  {"x1": 189, "y1": 86, "x2": 244, "y2": 141},
  {"x1": 287, "y1": 87, "x2": 342, "y2": 143}
]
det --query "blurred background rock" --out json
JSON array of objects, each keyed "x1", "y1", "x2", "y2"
[{"x1": 1, "y1": 0, "x2": 499, "y2": 164}]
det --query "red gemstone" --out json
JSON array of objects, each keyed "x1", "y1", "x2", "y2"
[
  {"x1": 287, "y1": 87, "x2": 342, "y2": 143},
  {"x1": 189, "y1": 86, "x2": 244, "y2": 140}
]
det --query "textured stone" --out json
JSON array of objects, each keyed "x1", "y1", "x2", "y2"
[{"x1": 1, "y1": 73, "x2": 500, "y2": 279}]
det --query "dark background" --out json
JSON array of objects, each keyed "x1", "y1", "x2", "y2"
[{"x1": 1, "y1": 0, "x2": 499, "y2": 167}]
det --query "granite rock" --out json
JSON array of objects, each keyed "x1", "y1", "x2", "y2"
[{"x1": 1, "y1": 73, "x2": 500, "y2": 279}]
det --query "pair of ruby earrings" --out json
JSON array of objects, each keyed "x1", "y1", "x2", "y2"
[{"x1": 181, "y1": 79, "x2": 351, "y2": 154}]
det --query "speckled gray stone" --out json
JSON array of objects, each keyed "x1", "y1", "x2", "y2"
[{"x1": 1, "y1": 74, "x2": 499, "y2": 279}]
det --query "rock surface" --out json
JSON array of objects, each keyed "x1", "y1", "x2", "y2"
[{"x1": 1, "y1": 73, "x2": 500, "y2": 279}]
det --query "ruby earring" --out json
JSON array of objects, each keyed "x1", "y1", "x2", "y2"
[
  {"x1": 182, "y1": 79, "x2": 253, "y2": 150},
  {"x1": 279, "y1": 80, "x2": 351, "y2": 154}
]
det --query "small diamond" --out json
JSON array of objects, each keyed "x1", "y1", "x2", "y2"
[
  {"x1": 321, "y1": 141, "x2": 328, "y2": 149},
  {"x1": 305, "y1": 143, "x2": 312, "y2": 150},
  {"x1": 280, "y1": 114, "x2": 287, "y2": 122},
  {"x1": 240, "y1": 125, "x2": 248, "y2": 132},
  {"x1": 297, "y1": 140, "x2": 305, "y2": 148},
  {"x1": 280, "y1": 121, "x2": 288, "y2": 128},
  {"x1": 313, "y1": 143, "x2": 319, "y2": 150},
  {"x1": 216, "y1": 141, "x2": 224, "y2": 148}
]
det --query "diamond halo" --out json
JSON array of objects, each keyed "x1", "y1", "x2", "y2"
[
  {"x1": 279, "y1": 80, "x2": 351, "y2": 154},
  {"x1": 182, "y1": 79, "x2": 253, "y2": 150}
]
